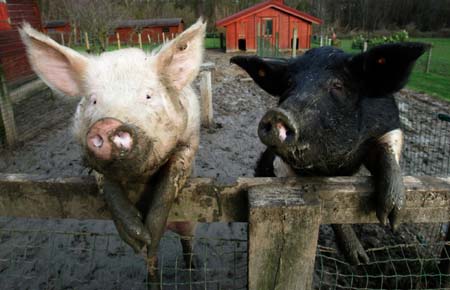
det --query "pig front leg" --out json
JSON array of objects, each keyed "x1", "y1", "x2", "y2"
[
  {"x1": 333, "y1": 224, "x2": 370, "y2": 265},
  {"x1": 144, "y1": 142, "x2": 198, "y2": 279},
  {"x1": 364, "y1": 129, "x2": 405, "y2": 230},
  {"x1": 102, "y1": 179, "x2": 152, "y2": 253}
]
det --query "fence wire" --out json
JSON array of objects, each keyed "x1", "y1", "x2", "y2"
[
  {"x1": 398, "y1": 93, "x2": 450, "y2": 176},
  {"x1": 0, "y1": 218, "x2": 247, "y2": 290},
  {"x1": 315, "y1": 242, "x2": 450, "y2": 290}
]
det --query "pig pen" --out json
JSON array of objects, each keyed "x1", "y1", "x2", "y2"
[{"x1": 0, "y1": 49, "x2": 449, "y2": 289}]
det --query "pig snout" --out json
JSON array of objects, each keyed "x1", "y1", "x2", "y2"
[
  {"x1": 87, "y1": 118, "x2": 135, "y2": 160},
  {"x1": 258, "y1": 109, "x2": 298, "y2": 147}
]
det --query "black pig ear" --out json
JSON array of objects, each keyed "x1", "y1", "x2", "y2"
[
  {"x1": 348, "y1": 42, "x2": 429, "y2": 96},
  {"x1": 230, "y1": 56, "x2": 289, "y2": 96}
]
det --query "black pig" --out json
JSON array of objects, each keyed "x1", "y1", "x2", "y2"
[{"x1": 231, "y1": 43, "x2": 427, "y2": 264}]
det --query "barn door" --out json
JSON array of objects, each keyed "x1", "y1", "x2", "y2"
[
  {"x1": 238, "y1": 21, "x2": 247, "y2": 51},
  {"x1": 257, "y1": 17, "x2": 280, "y2": 57}
]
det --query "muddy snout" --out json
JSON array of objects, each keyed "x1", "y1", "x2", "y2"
[
  {"x1": 87, "y1": 118, "x2": 135, "y2": 160},
  {"x1": 258, "y1": 109, "x2": 298, "y2": 147}
]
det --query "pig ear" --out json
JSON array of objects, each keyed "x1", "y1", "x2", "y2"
[
  {"x1": 348, "y1": 42, "x2": 429, "y2": 96},
  {"x1": 230, "y1": 56, "x2": 289, "y2": 96},
  {"x1": 156, "y1": 19, "x2": 206, "y2": 91},
  {"x1": 19, "y1": 23, "x2": 88, "y2": 97}
]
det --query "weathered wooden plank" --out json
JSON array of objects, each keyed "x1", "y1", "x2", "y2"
[
  {"x1": 9, "y1": 78, "x2": 46, "y2": 104},
  {"x1": 0, "y1": 64, "x2": 17, "y2": 147},
  {"x1": 0, "y1": 174, "x2": 449, "y2": 224},
  {"x1": 248, "y1": 185, "x2": 321, "y2": 290},
  {"x1": 200, "y1": 70, "x2": 213, "y2": 127}
]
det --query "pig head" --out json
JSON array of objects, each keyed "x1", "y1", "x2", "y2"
[
  {"x1": 20, "y1": 20, "x2": 206, "y2": 261},
  {"x1": 232, "y1": 43, "x2": 427, "y2": 263}
]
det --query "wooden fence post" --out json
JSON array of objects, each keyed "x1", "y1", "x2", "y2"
[
  {"x1": 256, "y1": 22, "x2": 261, "y2": 56},
  {"x1": 425, "y1": 45, "x2": 432, "y2": 73},
  {"x1": 138, "y1": 33, "x2": 142, "y2": 49},
  {"x1": 116, "y1": 33, "x2": 121, "y2": 49},
  {"x1": 0, "y1": 65, "x2": 17, "y2": 147},
  {"x1": 73, "y1": 25, "x2": 78, "y2": 45},
  {"x1": 200, "y1": 71, "x2": 213, "y2": 127},
  {"x1": 292, "y1": 25, "x2": 298, "y2": 58},
  {"x1": 84, "y1": 32, "x2": 90, "y2": 52},
  {"x1": 248, "y1": 186, "x2": 321, "y2": 290},
  {"x1": 60, "y1": 32, "x2": 65, "y2": 46},
  {"x1": 147, "y1": 34, "x2": 151, "y2": 46}
]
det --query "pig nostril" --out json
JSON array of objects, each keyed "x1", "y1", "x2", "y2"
[
  {"x1": 261, "y1": 122, "x2": 272, "y2": 134},
  {"x1": 91, "y1": 135, "x2": 104, "y2": 148},
  {"x1": 285, "y1": 128, "x2": 295, "y2": 142},
  {"x1": 112, "y1": 131, "x2": 133, "y2": 150},
  {"x1": 276, "y1": 122, "x2": 295, "y2": 143}
]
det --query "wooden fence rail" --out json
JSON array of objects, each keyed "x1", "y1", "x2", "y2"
[{"x1": 0, "y1": 174, "x2": 449, "y2": 289}]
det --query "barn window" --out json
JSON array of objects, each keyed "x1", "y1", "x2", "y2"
[
  {"x1": 162, "y1": 26, "x2": 169, "y2": 33},
  {"x1": 264, "y1": 19, "x2": 273, "y2": 36}
]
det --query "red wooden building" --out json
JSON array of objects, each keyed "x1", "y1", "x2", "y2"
[
  {"x1": 216, "y1": 0, "x2": 322, "y2": 53},
  {"x1": 0, "y1": 0, "x2": 41, "y2": 87},
  {"x1": 43, "y1": 20, "x2": 71, "y2": 44},
  {"x1": 109, "y1": 18, "x2": 184, "y2": 44}
]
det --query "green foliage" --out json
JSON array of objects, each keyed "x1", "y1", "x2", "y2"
[
  {"x1": 352, "y1": 30, "x2": 409, "y2": 50},
  {"x1": 331, "y1": 39, "x2": 341, "y2": 48}
]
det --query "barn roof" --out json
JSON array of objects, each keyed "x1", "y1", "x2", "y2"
[
  {"x1": 116, "y1": 18, "x2": 183, "y2": 29},
  {"x1": 216, "y1": 0, "x2": 322, "y2": 27},
  {"x1": 43, "y1": 20, "x2": 69, "y2": 28}
]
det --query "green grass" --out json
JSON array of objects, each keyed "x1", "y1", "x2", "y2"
[
  {"x1": 205, "y1": 37, "x2": 221, "y2": 49},
  {"x1": 330, "y1": 38, "x2": 450, "y2": 101}
]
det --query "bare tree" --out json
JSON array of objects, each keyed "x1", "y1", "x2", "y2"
[{"x1": 62, "y1": 0, "x2": 126, "y2": 50}]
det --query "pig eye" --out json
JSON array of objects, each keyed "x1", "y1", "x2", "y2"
[
  {"x1": 332, "y1": 81, "x2": 343, "y2": 90},
  {"x1": 90, "y1": 94, "x2": 97, "y2": 105},
  {"x1": 330, "y1": 81, "x2": 346, "y2": 101},
  {"x1": 146, "y1": 94, "x2": 151, "y2": 100}
]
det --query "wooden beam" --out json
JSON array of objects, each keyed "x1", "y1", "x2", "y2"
[
  {"x1": 248, "y1": 185, "x2": 321, "y2": 290},
  {"x1": 9, "y1": 78, "x2": 47, "y2": 104},
  {"x1": 199, "y1": 70, "x2": 213, "y2": 127},
  {"x1": 0, "y1": 175, "x2": 449, "y2": 224},
  {"x1": 0, "y1": 64, "x2": 17, "y2": 147}
]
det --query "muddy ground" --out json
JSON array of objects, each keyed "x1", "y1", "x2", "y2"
[{"x1": 0, "y1": 49, "x2": 449, "y2": 289}]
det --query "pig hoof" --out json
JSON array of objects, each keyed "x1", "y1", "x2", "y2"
[
  {"x1": 344, "y1": 240, "x2": 370, "y2": 265},
  {"x1": 376, "y1": 176, "x2": 405, "y2": 230}
]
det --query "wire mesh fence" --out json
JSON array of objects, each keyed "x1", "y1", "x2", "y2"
[
  {"x1": 0, "y1": 218, "x2": 247, "y2": 290},
  {"x1": 315, "y1": 241, "x2": 450, "y2": 290},
  {"x1": 398, "y1": 93, "x2": 450, "y2": 176}
]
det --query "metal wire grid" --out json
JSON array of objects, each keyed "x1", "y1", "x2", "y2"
[
  {"x1": 0, "y1": 219, "x2": 247, "y2": 290},
  {"x1": 398, "y1": 96, "x2": 450, "y2": 177},
  {"x1": 314, "y1": 241, "x2": 450, "y2": 290}
]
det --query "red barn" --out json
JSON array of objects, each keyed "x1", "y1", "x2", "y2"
[
  {"x1": 43, "y1": 20, "x2": 71, "y2": 44},
  {"x1": 110, "y1": 18, "x2": 184, "y2": 45},
  {"x1": 216, "y1": 0, "x2": 322, "y2": 53},
  {"x1": 0, "y1": 0, "x2": 42, "y2": 88}
]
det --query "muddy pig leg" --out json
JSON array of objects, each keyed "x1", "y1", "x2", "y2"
[
  {"x1": 102, "y1": 179, "x2": 152, "y2": 252},
  {"x1": 332, "y1": 224, "x2": 369, "y2": 265},
  {"x1": 167, "y1": 221, "x2": 197, "y2": 268},
  {"x1": 364, "y1": 129, "x2": 405, "y2": 230},
  {"x1": 145, "y1": 142, "x2": 198, "y2": 284}
]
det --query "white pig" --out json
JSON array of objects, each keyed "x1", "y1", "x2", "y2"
[{"x1": 20, "y1": 19, "x2": 206, "y2": 281}]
